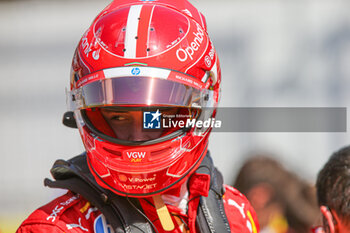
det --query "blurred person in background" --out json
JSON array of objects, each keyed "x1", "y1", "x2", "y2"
[
  {"x1": 314, "y1": 145, "x2": 350, "y2": 233},
  {"x1": 16, "y1": 0, "x2": 259, "y2": 232},
  {"x1": 234, "y1": 155, "x2": 319, "y2": 233}
]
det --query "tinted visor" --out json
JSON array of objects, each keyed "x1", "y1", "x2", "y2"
[
  {"x1": 84, "y1": 106, "x2": 199, "y2": 142},
  {"x1": 69, "y1": 76, "x2": 211, "y2": 110},
  {"x1": 68, "y1": 71, "x2": 215, "y2": 144}
]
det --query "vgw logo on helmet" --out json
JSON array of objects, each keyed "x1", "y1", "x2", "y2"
[{"x1": 143, "y1": 110, "x2": 161, "y2": 129}]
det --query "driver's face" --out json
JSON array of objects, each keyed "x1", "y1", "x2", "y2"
[{"x1": 100, "y1": 108, "x2": 163, "y2": 141}]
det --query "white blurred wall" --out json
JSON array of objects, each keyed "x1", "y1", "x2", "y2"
[{"x1": 1, "y1": 0, "x2": 350, "y2": 229}]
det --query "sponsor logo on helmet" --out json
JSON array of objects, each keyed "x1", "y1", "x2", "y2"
[
  {"x1": 119, "y1": 174, "x2": 128, "y2": 182},
  {"x1": 131, "y1": 67, "x2": 141, "y2": 75},
  {"x1": 143, "y1": 110, "x2": 161, "y2": 129},
  {"x1": 120, "y1": 183, "x2": 157, "y2": 190},
  {"x1": 128, "y1": 176, "x2": 156, "y2": 183},
  {"x1": 81, "y1": 30, "x2": 92, "y2": 58},
  {"x1": 176, "y1": 23, "x2": 205, "y2": 62},
  {"x1": 209, "y1": 46, "x2": 215, "y2": 60},
  {"x1": 92, "y1": 49, "x2": 101, "y2": 60},
  {"x1": 204, "y1": 55, "x2": 211, "y2": 67},
  {"x1": 127, "y1": 151, "x2": 146, "y2": 159},
  {"x1": 125, "y1": 151, "x2": 149, "y2": 163},
  {"x1": 81, "y1": 29, "x2": 102, "y2": 60}
]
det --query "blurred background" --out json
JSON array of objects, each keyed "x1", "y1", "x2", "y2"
[{"x1": 1, "y1": 0, "x2": 350, "y2": 232}]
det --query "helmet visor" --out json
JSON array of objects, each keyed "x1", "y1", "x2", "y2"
[
  {"x1": 83, "y1": 106, "x2": 199, "y2": 142},
  {"x1": 68, "y1": 68, "x2": 215, "y2": 144},
  {"x1": 68, "y1": 76, "x2": 213, "y2": 110}
]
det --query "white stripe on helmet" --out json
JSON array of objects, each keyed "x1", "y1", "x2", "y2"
[{"x1": 124, "y1": 5, "x2": 143, "y2": 58}]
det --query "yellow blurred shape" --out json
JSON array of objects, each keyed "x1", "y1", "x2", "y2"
[{"x1": 0, "y1": 214, "x2": 28, "y2": 233}]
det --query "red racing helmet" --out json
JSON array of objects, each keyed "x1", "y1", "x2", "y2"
[{"x1": 67, "y1": 0, "x2": 221, "y2": 197}]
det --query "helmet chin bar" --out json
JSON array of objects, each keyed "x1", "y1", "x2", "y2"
[
  {"x1": 86, "y1": 142, "x2": 208, "y2": 197},
  {"x1": 81, "y1": 109, "x2": 190, "y2": 146}
]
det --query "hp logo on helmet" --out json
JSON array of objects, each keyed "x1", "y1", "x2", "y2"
[{"x1": 131, "y1": 67, "x2": 141, "y2": 76}]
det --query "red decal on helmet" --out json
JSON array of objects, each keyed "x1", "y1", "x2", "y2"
[
  {"x1": 136, "y1": 5, "x2": 154, "y2": 57},
  {"x1": 76, "y1": 70, "x2": 106, "y2": 88},
  {"x1": 167, "y1": 71, "x2": 204, "y2": 89}
]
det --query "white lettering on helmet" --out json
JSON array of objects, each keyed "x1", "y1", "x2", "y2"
[
  {"x1": 81, "y1": 30, "x2": 93, "y2": 57},
  {"x1": 128, "y1": 176, "x2": 156, "y2": 183},
  {"x1": 176, "y1": 49, "x2": 188, "y2": 62},
  {"x1": 176, "y1": 23, "x2": 205, "y2": 62},
  {"x1": 126, "y1": 152, "x2": 146, "y2": 159},
  {"x1": 120, "y1": 183, "x2": 157, "y2": 190}
]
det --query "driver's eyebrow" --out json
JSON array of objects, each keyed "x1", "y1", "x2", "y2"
[
  {"x1": 102, "y1": 109, "x2": 131, "y2": 113},
  {"x1": 107, "y1": 111, "x2": 129, "y2": 113}
]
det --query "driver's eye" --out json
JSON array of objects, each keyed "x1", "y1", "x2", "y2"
[
  {"x1": 108, "y1": 113, "x2": 133, "y2": 123},
  {"x1": 111, "y1": 115, "x2": 127, "y2": 121}
]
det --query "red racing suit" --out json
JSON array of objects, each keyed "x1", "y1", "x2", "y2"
[{"x1": 17, "y1": 184, "x2": 259, "y2": 233}]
